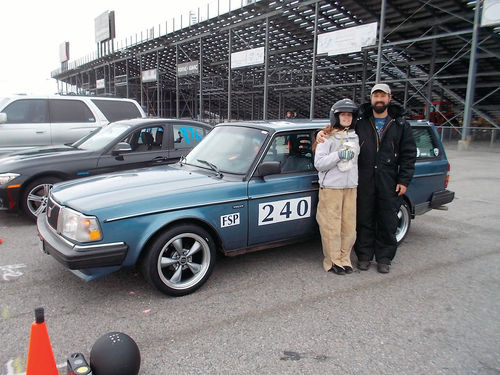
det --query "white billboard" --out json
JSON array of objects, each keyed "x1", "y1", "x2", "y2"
[
  {"x1": 59, "y1": 42, "x2": 69, "y2": 63},
  {"x1": 95, "y1": 11, "x2": 116, "y2": 43},
  {"x1": 482, "y1": 0, "x2": 500, "y2": 27},
  {"x1": 231, "y1": 47, "x2": 265, "y2": 69},
  {"x1": 317, "y1": 22, "x2": 378, "y2": 56}
]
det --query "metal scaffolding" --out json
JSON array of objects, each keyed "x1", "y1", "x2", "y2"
[{"x1": 52, "y1": 0, "x2": 499, "y2": 138}]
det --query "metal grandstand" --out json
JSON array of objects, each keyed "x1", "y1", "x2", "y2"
[{"x1": 51, "y1": 0, "x2": 500, "y2": 139}]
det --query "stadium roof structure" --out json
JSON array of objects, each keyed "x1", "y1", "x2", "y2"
[{"x1": 52, "y1": 0, "x2": 500, "y2": 133}]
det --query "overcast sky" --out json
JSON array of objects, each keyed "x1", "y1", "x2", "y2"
[{"x1": 0, "y1": 0, "x2": 222, "y2": 96}]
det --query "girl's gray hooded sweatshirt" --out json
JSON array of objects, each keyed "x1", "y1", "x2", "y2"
[{"x1": 314, "y1": 129, "x2": 360, "y2": 189}]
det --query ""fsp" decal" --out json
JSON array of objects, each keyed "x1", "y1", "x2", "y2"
[{"x1": 220, "y1": 213, "x2": 240, "y2": 228}]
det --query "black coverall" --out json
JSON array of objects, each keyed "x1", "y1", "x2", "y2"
[{"x1": 354, "y1": 103, "x2": 417, "y2": 265}]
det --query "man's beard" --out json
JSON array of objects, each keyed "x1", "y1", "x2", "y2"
[{"x1": 372, "y1": 102, "x2": 388, "y2": 114}]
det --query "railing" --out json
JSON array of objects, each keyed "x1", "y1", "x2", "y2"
[{"x1": 437, "y1": 125, "x2": 499, "y2": 148}]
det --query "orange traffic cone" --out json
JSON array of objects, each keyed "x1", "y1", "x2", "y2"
[{"x1": 26, "y1": 307, "x2": 58, "y2": 375}]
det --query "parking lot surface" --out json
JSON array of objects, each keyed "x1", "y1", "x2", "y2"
[{"x1": 1, "y1": 147, "x2": 499, "y2": 374}]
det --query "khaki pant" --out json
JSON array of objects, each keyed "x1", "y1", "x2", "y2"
[{"x1": 316, "y1": 187, "x2": 357, "y2": 271}]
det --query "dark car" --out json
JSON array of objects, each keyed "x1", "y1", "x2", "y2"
[
  {"x1": 37, "y1": 120, "x2": 453, "y2": 296},
  {"x1": 0, "y1": 118, "x2": 212, "y2": 220}
]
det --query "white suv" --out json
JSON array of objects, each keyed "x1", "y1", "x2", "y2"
[{"x1": 0, "y1": 95, "x2": 146, "y2": 154}]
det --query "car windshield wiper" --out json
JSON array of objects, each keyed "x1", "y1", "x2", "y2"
[{"x1": 197, "y1": 159, "x2": 223, "y2": 178}]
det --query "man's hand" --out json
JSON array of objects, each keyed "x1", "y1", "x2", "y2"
[
  {"x1": 316, "y1": 130, "x2": 328, "y2": 143},
  {"x1": 396, "y1": 184, "x2": 407, "y2": 196}
]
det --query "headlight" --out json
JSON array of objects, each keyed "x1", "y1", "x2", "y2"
[
  {"x1": 57, "y1": 207, "x2": 102, "y2": 242},
  {"x1": 0, "y1": 173, "x2": 20, "y2": 185}
]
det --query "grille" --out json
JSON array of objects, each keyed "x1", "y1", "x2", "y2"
[{"x1": 46, "y1": 197, "x2": 60, "y2": 230}]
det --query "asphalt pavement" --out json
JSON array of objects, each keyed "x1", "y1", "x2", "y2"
[{"x1": 0, "y1": 145, "x2": 499, "y2": 374}]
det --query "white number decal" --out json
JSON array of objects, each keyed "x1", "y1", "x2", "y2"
[{"x1": 258, "y1": 197, "x2": 311, "y2": 226}]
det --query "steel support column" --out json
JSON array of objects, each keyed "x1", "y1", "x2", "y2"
[
  {"x1": 228, "y1": 29, "x2": 232, "y2": 121},
  {"x1": 404, "y1": 67, "x2": 409, "y2": 110},
  {"x1": 263, "y1": 17, "x2": 270, "y2": 120},
  {"x1": 425, "y1": 31, "x2": 437, "y2": 119},
  {"x1": 139, "y1": 55, "x2": 143, "y2": 107},
  {"x1": 361, "y1": 50, "x2": 368, "y2": 101},
  {"x1": 157, "y1": 51, "x2": 160, "y2": 117},
  {"x1": 309, "y1": 2, "x2": 319, "y2": 119},
  {"x1": 251, "y1": 93, "x2": 254, "y2": 120},
  {"x1": 462, "y1": 0, "x2": 482, "y2": 140},
  {"x1": 126, "y1": 59, "x2": 129, "y2": 98},
  {"x1": 375, "y1": 0, "x2": 387, "y2": 83},
  {"x1": 176, "y1": 45, "x2": 180, "y2": 118},
  {"x1": 199, "y1": 37, "x2": 203, "y2": 121}
]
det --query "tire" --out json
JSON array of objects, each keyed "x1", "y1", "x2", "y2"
[
  {"x1": 396, "y1": 201, "x2": 411, "y2": 245},
  {"x1": 141, "y1": 224, "x2": 216, "y2": 296},
  {"x1": 22, "y1": 177, "x2": 61, "y2": 222}
]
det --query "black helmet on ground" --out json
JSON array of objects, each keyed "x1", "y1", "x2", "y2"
[{"x1": 329, "y1": 98, "x2": 358, "y2": 127}]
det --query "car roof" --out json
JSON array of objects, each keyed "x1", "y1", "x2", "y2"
[
  {"x1": 408, "y1": 120, "x2": 434, "y2": 126},
  {"x1": 217, "y1": 119, "x2": 329, "y2": 133},
  {"x1": 111, "y1": 118, "x2": 212, "y2": 128},
  {"x1": 0, "y1": 94, "x2": 140, "y2": 102}
]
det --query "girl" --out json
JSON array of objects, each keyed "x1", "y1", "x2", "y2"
[{"x1": 314, "y1": 98, "x2": 360, "y2": 275}]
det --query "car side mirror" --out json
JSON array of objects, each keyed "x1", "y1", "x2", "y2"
[
  {"x1": 257, "y1": 161, "x2": 281, "y2": 177},
  {"x1": 0, "y1": 113, "x2": 6, "y2": 124},
  {"x1": 112, "y1": 142, "x2": 132, "y2": 155}
]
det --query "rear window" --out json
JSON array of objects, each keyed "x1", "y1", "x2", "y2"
[
  {"x1": 412, "y1": 127, "x2": 441, "y2": 159},
  {"x1": 91, "y1": 99, "x2": 142, "y2": 122},
  {"x1": 172, "y1": 124, "x2": 209, "y2": 149},
  {"x1": 49, "y1": 99, "x2": 95, "y2": 123}
]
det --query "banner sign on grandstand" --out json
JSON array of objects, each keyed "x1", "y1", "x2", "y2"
[
  {"x1": 115, "y1": 74, "x2": 128, "y2": 86},
  {"x1": 231, "y1": 47, "x2": 265, "y2": 69},
  {"x1": 177, "y1": 61, "x2": 199, "y2": 77},
  {"x1": 317, "y1": 22, "x2": 377, "y2": 56},
  {"x1": 482, "y1": 0, "x2": 500, "y2": 27},
  {"x1": 142, "y1": 69, "x2": 158, "y2": 83},
  {"x1": 96, "y1": 79, "x2": 105, "y2": 89}
]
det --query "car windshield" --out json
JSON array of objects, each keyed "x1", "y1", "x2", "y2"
[
  {"x1": 185, "y1": 125, "x2": 268, "y2": 174},
  {"x1": 0, "y1": 98, "x2": 9, "y2": 109},
  {"x1": 72, "y1": 123, "x2": 133, "y2": 150}
]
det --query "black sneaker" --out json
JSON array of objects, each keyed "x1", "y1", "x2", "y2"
[
  {"x1": 357, "y1": 261, "x2": 370, "y2": 271},
  {"x1": 377, "y1": 263, "x2": 390, "y2": 273},
  {"x1": 344, "y1": 266, "x2": 353, "y2": 274},
  {"x1": 330, "y1": 264, "x2": 346, "y2": 275}
]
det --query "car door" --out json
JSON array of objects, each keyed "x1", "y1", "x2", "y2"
[
  {"x1": 48, "y1": 99, "x2": 101, "y2": 145},
  {"x1": 247, "y1": 131, "x2": 319, "y2": 246},
  {"x1": 0, "y1": 99, "x2": 50, "y2": 152},
  {"x1": 94, "y1": 125, "x2": 170, "y2": 174}
]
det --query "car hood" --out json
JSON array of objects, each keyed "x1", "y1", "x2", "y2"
[
  {"x1": 0, "y1": 145, "x2": 91, "y2": 168},
  {"x1": 51, "y1": 165, "x2": 233, "y2": 216}
]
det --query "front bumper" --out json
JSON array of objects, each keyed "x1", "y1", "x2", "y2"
[
  {"x1": 0, "y1": 186, "x2": 20, "y2": 211},
  {"x1": 430, "y1": 189, "x2": 455, "y2": 208},
  {"x1": 37, "y1": 213, "x2": 128, "y2": 270}
]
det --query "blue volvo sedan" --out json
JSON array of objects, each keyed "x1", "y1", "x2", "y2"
[{"x1": 37, "y1": 120, "x2": 453, "y2": 296}]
